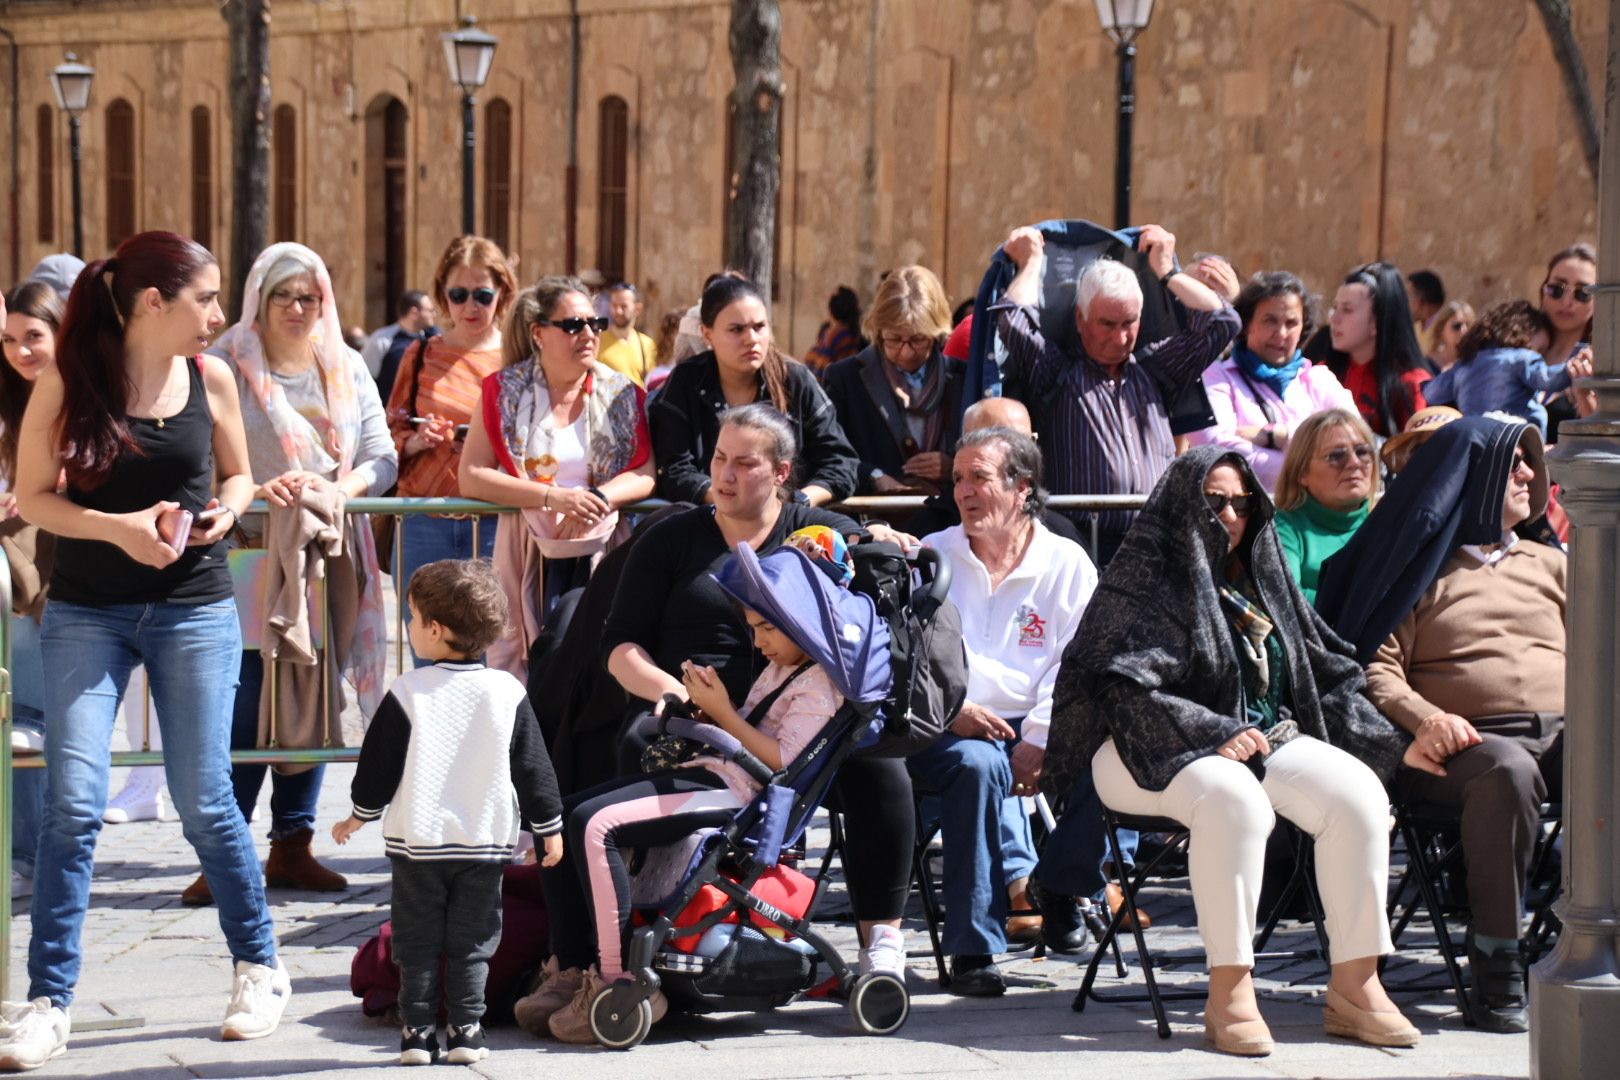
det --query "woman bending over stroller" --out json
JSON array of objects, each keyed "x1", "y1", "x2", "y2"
[{"x1": 536, "y1": 543, "x2": 863, "y2": 1044}]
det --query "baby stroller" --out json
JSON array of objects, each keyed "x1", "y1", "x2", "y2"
[{"x1": 588, "y1": 541, "x2": 953, "y2": 1049}]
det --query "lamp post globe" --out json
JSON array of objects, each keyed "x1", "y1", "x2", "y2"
[
  {"x1": 49, "y1": 52, "x2": 95, "y2": 258},
  {"x1": 440, "y1": 17, "x2": 498, "y2": 235}
]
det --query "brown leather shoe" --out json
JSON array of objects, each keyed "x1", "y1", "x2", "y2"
[
  {"x1": 1005, "y1": 878, "x2": 1044, "y2": 943},
  {"x1": 264, "y1": 828, "x2": 348, "y2": 892},
  {"x1": 1105, "y1": 882, "x2": 1152, "y2": 929},
  {"x1": 181, "y1": 872, "x2": 213, "y2": 907}
]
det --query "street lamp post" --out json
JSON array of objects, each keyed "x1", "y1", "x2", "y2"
[
  {"x1": 441, "y1": 17, "x2": 498, "y2": 236},
  {"x1": 48, "y1": 52, "x2": 94, "y2": 258},
  {"x1": 1094, "y1": 1, "x2": 1156, "y2": 230}
]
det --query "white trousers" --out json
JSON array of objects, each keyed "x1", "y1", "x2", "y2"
[{"x1": 1092, "y1": 735, "x2": 1393, "y2": 969}]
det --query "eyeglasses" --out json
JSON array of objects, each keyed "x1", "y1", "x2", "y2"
[
  {"x1": 268, "y1": 290, "x2": 321, "y2": 311},
  {"x1": 1319, "y1": 444, "x2": 1375, "y2": 470},
  {"x1": 1449, "y1": 320, "x2": 1468, "y2": 332},
  {"x1": 446, "y1": 286, "x2": 498, "y2": 307},
  {"x1": 1204, "y1": 491, "x2": 1258, "y2": 517},
  {"x1": 881, "y1": 333, "x2": 935, "y2": 355},
  {"x1": 1543, "y1": 281, "x2": 1594, "y2": 304},
  {"x1": 539, "y1": 316, "x2": 610, "y2": 336}
]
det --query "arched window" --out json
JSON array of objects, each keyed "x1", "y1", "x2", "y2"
[
  {"x1": 365, "y1": 96, "x2": 409, "y2": 329},
  {"x1": 272, "y1": 103, "x2": 297, "y2": 242},
  {"x1": 190, "y1": 106, "x2": 213, "y2": 249},
  {"x1": 35, "y1": 104, "x2": 54, "y2": 243},
  {"x1": 105, "y1": 98, "x2": 137, "y2": 248},
  {"x1": 483, "y1": 98, "x2": 513, "y2": 251},
  {"x1": 596, "y1": 95, "x2": 629, "y2": 284}
]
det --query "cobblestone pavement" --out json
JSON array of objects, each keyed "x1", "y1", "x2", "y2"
[{"x1": 6, "y1": 757, "x2": 1529, "y2": 1080}]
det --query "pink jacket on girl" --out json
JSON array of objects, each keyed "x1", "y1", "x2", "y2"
[{"x1": 1187, "y1": 357, "x2": 1355, "y2": 491}]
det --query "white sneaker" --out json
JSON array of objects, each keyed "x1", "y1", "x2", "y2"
[
  {"x1": 9, "y1": 730, "x2": 43, "y2": 756},
  {"x1": 9, "y1": 871, "x2": 30, "y2": 901},
  {"x1": 0, "y1": 998, "x2": 69, "y2": 1071},
  {"x1": 221, "y1": 958, "x2": 292, "y2": 1041},
  {"x1": 102, "y1": 771, "x2": 169, "y2": 825},
  {"x1": 858, "y1": 925, "x2": 907, "y2": 979}
]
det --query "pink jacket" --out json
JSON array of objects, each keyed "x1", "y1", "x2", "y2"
[{"x1": 1187, "y1": 356, "x2": 1355, "y2": 491}]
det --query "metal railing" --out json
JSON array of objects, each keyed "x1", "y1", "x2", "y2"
[{"x1": 0, "y1": 491, "x2": 1147, "y2": 997}]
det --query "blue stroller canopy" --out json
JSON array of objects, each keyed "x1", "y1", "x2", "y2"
[{"x1": 713, "y1": 543, "x2": 892, "y2": 706}]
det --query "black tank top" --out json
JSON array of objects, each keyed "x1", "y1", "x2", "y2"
[{"x1": 50, "y1": 357, "x2": 233, "y2": 606}]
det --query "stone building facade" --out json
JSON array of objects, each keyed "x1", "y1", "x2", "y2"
[{"x1": 0, "y1": 0, "x2": 1604, "y2": 351}]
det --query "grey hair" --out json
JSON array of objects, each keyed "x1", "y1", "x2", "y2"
[
  {"x1": 956, "y1": 425, "x2": 1048, "y2": 517},
  {"x1": 1074, "y1": 259, "x2": 1143, "y2": 320},
  {"x1": 257, "y1": 248, "x2": 325, "y2": 327},
  {"x1": 717, "y1": 402, "x2": 799, "y2": 478}
]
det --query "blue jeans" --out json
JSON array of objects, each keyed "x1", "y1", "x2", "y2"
[
  {"x1": 9, "y1": 612, "x2": 46, "y2": 874},
  {"x1": 30, "y1": 599, "x2": 276, "y2": 1008},
  {"x1": 231, "y1": 651, "x2": 324, "y2": 840},
  {"x1": 1034, "y1": 767, "x2": 1138, "y2": 901},
  {"x1": 393, "y1": 514, "x2": 498, "y2": 667},
  {"x1": 908, "y1": 724, "x2": 1040, "y2": 957}
]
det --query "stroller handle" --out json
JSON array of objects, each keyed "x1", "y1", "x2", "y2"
[{"x1": 910, "y1": 545, "x2": 952, "y2": 621}]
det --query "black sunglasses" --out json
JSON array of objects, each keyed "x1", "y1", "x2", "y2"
[
  {"x1": 1204, "y1": 492, "x2": 1258, "y2": 517},
  {"x1": 446, "y1": 286, "x2": 497, "y2": 307},
  {"x1": 540, "y1": 316, "x2": 610, "y2": 336},
  {"x1": 1543, "y1": 281, "x2": 1594, "y2": 304}
]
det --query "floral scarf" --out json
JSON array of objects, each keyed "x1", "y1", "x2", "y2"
[{"x1": 482, "y1": 357, "x2": 649, "y2": 485}]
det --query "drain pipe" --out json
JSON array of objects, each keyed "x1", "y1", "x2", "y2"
[
  {"x1": 1, "y1": 26, "x2": 19, "y2": 282},
  {"x1": 565, "y1": 0, "x2": 579, "y2": 273}
]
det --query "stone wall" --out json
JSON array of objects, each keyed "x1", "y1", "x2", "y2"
[{"x1": 0, "y1": 0, "x2": 1603, "y2": 350}]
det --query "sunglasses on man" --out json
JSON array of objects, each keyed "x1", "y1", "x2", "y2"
[
  {"x1": 446, "y1": 286, "x2": 498, "y2": 307},
  {"x1": 539, "y1": 316, "x2": 611, "y2": 336}
]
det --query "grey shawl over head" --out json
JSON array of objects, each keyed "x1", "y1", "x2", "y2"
[{"x1": 1040, "y1": 446, "x2": 1408, "y2": 798}]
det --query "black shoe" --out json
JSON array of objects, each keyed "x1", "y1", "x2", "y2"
[
  {"x1": 1033, "y1": 883, "x2": 1089, "y2": 954},
  {"x1": 948, "y1": 956, "x2": 1006, "y2": 997},
  {"x1": 400, "y1": 1025, "x2": 440, "y2": 1066},
  {"x1": 446, "y1": 1022, "x2": 489, "y2": 1064},
  {"x1": 1467, "y1": 940, "x2": 1529, "y2": 1033}
]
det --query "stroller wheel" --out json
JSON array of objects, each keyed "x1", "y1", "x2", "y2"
[
  {"x1": 589, "y1": 985, "x2": 653, "y2": 1050},
  {"x1": 848, "y1": 973, "x2": 909, "y2": 1035}
]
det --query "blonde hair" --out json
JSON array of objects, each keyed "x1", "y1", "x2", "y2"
[
  {"x1": 863, "y1": 265, "x2": 953, "y2": 344},
  {"x1": 1273, "y1": 408, "x2": 1381, "y2": 511},
  {"x1": 432, "y1": 235, "x2": 518, "y2": 323}
]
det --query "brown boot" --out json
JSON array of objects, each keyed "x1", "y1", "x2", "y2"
[
  {"x1": 181, "y1": 873, "x2": 213, "y2": 907},
  {"x1": 264, "y1": 828, "x2": 348, "y2": 892}
]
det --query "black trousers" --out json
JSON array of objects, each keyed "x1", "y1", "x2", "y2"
[{"x1": 390, "y1": 857, "x2": 505, "y2": 1027}]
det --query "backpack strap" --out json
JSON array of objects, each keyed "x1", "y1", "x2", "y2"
[{"x1": 741, "y1": 661, "x2": 816, "y2": 727}]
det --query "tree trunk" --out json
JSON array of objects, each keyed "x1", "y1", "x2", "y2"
[
  {"x1": 1534, "y1": 0, "x2": 1602, "y2": 189},
  {"x1": 726, "y1": 0, "x2": 782, "y2": 293},
  {"x1": 223, "y1": 0, "x2": 272, "y2": 318}
]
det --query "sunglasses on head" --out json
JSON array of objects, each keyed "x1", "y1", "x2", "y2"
[
  {"x1": 1320, "y1": 444, "x2": 1375, "y2": 469},
  {"x1": 1543, "y1": 281, "x2": 1594, "y2": 304},
  {"x1": 1204, "y1": 491, "x2": 1257, "y2": 517},
  {"x1": 540, "y1": 316, "x2": 610, "y2": 336},
  {"x1": 446, "y1": 286, "x2": 497, "y2": 307}
]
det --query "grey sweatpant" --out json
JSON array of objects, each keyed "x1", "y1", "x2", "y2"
[{"x1": 389, "y1": 856, "x2": 505, "y2": 1027}]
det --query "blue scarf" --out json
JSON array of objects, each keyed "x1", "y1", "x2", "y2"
[{"x1": 1233, "y1": 343, "x2": 1306, "y2": 398}]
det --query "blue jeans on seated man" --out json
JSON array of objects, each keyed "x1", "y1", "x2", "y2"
[
  {"x1": 31, "y1": 599, "x2": 276, "y2": 1007},
  {"x1": 1035, "y1": 766, "x2": 1137, "y2": 903},
  {"x1": 230, "y1": 651, "x2": 323, "y2": 839},
  {"x1": 393, "y1": 513, "x2": 498, "y2": 667},
  {"x1": 908, "y1": 720, "x2": 1039, "y2": 958},
  {"x1": 9, "y1": 612, "x2": 47, "y2": 876}
]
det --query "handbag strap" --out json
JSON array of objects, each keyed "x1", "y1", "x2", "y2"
[
  {"x1": 1231, "y1": 362, "x2": 1281, "y2": 426},
  {"x1": 742, "y1": 660, "x2": 817, "y2": 727}
]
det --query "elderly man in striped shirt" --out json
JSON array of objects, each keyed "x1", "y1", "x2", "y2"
[{"x1": 993, "y1": 225, "x2": 1240, "y2": 565}]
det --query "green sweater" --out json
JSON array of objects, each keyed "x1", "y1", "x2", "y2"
[{"x1": 1274, "y1": 496, "x2": 1370, "y2": 606}]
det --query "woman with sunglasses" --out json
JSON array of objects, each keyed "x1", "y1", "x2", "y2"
[
  {"x1": 459, "y1": 276, "x2": 654, "y2": 674},
  {"x1": 385, "y1": 236, "x2": 516, "y2": 656},
  {"x1": 1270, "y1": 409, "x2": 1380, "y2": 606},
  {"x1": 1538, "y1": 242, "x2": 1598, "y2": 430},
  {"x1": 1323, "y1": 262, "x2": 1430, "y2": 438},
  {"x1": 1040, "y1": 446, "x2": 1421, "y2": 1058}
]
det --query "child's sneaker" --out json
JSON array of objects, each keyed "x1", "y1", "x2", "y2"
[
  {"x1": 0, "y1": 998, "x2": 69, "y2": 1072},
  {"x1": 399, "y1": 1025, "x2": 439, "y2": 1066},
  {"x1": 514, "y1": 956, "x2": 584, "y2": 1036},
  {"x1": 221, "y1": 958, "x2": 292, "y2": 1040},
  {"x1": 445, "y1": 1022, "x2": 488, "y2": 1064},
  {"x1": 858, "y1": 924, "x2": 907, "y2": 980}
]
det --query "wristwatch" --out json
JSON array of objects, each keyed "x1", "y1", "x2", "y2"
[{"x1": 868, "y1": 467, "x2": 886, "y2": 484}]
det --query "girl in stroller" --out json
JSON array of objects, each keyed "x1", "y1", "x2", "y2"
[{"x1": 533, "y1": 542, "x2": 871, "y2": 1044}]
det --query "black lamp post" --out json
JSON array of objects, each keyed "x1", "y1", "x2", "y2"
[
  {"x1": 1095, "y1": 1, "x2": 1156, "y2": 230},
  {"x1": 441, "y1": 17, "x2": 498, "y2": 236},
  {"x1": 49, "y1": 52, "x2": 94, "y2": 258}
]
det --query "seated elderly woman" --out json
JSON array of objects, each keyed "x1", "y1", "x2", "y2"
[
  {"x1": 1040, "y1": 446, "x2": 1422, "y2": 1058},
  {"x1": 1316, "y1": 415, "x2": 1562, "y2": 1035},
  {"x1": 1271, "y1": 408, "x2": 1380, "y2": 605}
]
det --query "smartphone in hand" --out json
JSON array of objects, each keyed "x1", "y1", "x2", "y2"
[{"x1": 159, "y1": 508, "x2": 194, "y2": 554}]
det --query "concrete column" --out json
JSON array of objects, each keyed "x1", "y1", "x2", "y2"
[{"x1": 1531, "y1": 3, "x2": 1620, "y2": 1075}]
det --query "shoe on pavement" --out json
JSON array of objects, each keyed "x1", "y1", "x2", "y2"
[
  {"x1": 221, "y1": 958, "x2": 292, "y2": 1041},
  {"x1": 446, "y1": 1022, "x2": 488, "y2": 1064},
  {"x1": 947, "y1": 956, "x2": 1006, "y2": 997},
  {"x1": 1467, "y1": 939, "x2": 1529, "y2": 1034},
  {"x1": 399, "y1": 1025, "x2": 439, "y2": 1066},
  {"x1": 1033, "y1": 883, "x2": 1089, "y2": 954},
  {"x1": 102, "y1": 775, "x2": 169, "y2": 825},
  {"x1": 263, "y1": 828, "x2": 348, "y2": 892},
  {"x1": 548, "y1": 967, "x2": 607, "y2": 1045},
  {"x1": 0, "y1": 998, "x2": 69, "y2": 1072},
  {"x1": 9, "y1": 871, "x2": 31, "y2": 902},
  {"x1": 857, "y1": 924, "x2": 907, "y2": 979},
  {"x1": 180, "y1": 873, "x2": 213, "y2": 907},
  {"x1": 514, "y1": 956, "x2": 585, "y2": 1037},
  {"x1": 1105, "y1": 882, "x2": 1153, "y2": 929}
]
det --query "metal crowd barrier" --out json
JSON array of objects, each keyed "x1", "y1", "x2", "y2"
[{"x1": 0, "y1": 492, "x2": 1147, "y2": 998}]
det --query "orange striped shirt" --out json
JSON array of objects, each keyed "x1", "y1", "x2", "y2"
[{"x1": 385, "y1": 339, "x2": 503, "y2": 498}]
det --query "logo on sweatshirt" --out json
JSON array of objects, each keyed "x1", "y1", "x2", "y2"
[{"x1": 1018, "y1": 604, "x2": 1046, "y2": 648}]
